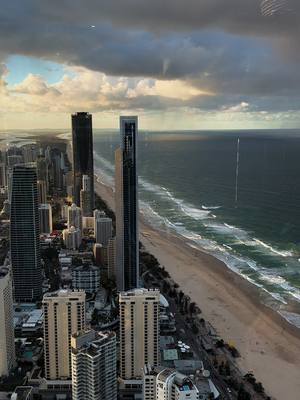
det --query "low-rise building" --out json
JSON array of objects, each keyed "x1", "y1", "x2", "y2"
[
  {"x1": 72, "y1": 264, "x2": 100, "y2": 293},
  {"x1": 143, "y1": 365, "x2": 199, "y2": 400},
  {"x1": 63, "y1": 226, "x2": 81, "y2": 250}
]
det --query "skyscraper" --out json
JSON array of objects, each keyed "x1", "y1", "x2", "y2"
[
  {"x1": 0, "y1": 162, "x2": 7, "y2": 187},
  {"x1": 119, "y1": 288, "x2": 160, "y2": 382},
  {"x1": 68, "y1": 203, "x2": 82, "y2": 231},
  {"x1": 71, "y1": 330, "x2": 117, "y2": 400},
  {"x1": 43, "y1": 289, "x2": 86, "y2": 380},
  {"x1": 95, "y1": 215, "x2": 113, "y2": 246},
  {"x1": 0, "y1": 267, "x2": 16, "y2": 377},
  {"x1": 72, "y1": 112, "x2": 94, "y2": 210},
  {"x1": 63, "y1": 226, "x2": 82, "y2": 250},
  {"x1": 80, "y1": 175, "x2": 92, "y2": 216},
  {"x1": 115, "y1": 116, "x2": 139, "y2": 291},
  {"x1": 10, "y1": 165, "x2": 42, "y2": 302},
  {"x1": 37, "y1": 180, "x2": 47, "y2": 204},
  {"x1": 39, "y1": 203, "x2": 53, "y2": 234}
]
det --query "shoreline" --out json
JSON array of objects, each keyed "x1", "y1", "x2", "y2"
[{"x1": 94, "y1": 175, "x2": 300, "y2": 400}]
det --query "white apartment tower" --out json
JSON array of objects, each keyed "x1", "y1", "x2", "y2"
[
  {"x1": 71, "y1": 329, "x2": 117, "y2": 400},
  {"x1": 68, "y1": 203, "x2": 82, "y2": 231},
  {"x1": 43, "y1": 290, "x2": 86, "y2": 380},
  {"x1": 63, "y1": 226, "x2": 82, "y2": 250},
  {"x1": 0, "y1": 267, "x2": 16, "y2": 377},
  {"x1": 119, "y1": 288, "x2": 160, "y2": 381}
]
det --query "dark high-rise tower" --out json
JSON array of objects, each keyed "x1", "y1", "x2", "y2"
[
  {"x1": 115, "y1": 116, "x2": 139, "y2": 291},
  {"x1": 10, "y1": 165, "x2": 42, "y2": 302},
  {"x1": 72, "y1": 112, "x2": 94, "y2": 210}
]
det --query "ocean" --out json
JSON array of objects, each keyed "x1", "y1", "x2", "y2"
[{"x1": 93, "y1": 129, "x2": 300, "y2": 328}]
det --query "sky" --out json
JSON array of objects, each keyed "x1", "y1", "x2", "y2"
[{"x1": 0, "y1": 0, "x2": 300, "y2": 130}]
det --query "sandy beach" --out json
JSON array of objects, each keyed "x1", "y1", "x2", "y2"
[{"x1": 95, "y1": 177, "x2": 300, "y2": 400}]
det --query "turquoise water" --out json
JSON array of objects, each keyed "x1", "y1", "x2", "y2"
[{"x1": 93, "y1": 129, "x2": 300, "y2": 327}]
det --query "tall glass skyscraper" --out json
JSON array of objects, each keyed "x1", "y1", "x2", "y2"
[
  {"x1": 72, "y1": 112, "x2": 94, "y2": 210},
  {"x1": 10, "y1": 165, "x2": 42, "y2": 302},
  {"x1": 115, "y1": 116, "x2": 139, "y2": 291}
]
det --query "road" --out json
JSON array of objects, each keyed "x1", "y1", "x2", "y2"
[{"x1": 168, "y1": 297, "x2": 233, "y2": 400}]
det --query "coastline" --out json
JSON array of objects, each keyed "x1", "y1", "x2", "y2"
[{"x1": 94, "y1": 176, "x2": 300, "y2": 400}]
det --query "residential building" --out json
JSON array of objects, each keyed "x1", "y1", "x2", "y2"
[
  {"x1": 107, "y1": 237, "x2": 116, "y2": 279},
  {"x1": 22, "y1": 144, "x2": 37, "y2": 163},
  {"x1": 71, "y1": 329, "x2": 117, "y2": 400},
  {"x1": 10, "y1": 165, "x2": 42, "y2": 302},
  {"x1": 43, "y1": 289, "x2": 86, "y2": 380},
  {"x1": 0, "y1": 162, "x2": 7, "y2": 187},
  {"x1": 115, "y1": 116, "x2": 139, "y2": 291},
  {"x1": 0, "y1": 267, "x2": 16, "y2": 377},
  {"x1": 119, "y1": 288, "x2": 160, "y2": 381},
  {"x1": 95, "y1": 215, "x2": 112, "y2": 246},
  {"x1": 142, "y1": 366, "x2": 199, "y2": 400},
  {"x1": 39, "y1": 203, "x2": 53, "y2": 234},
  {"x1": 37, "y1": 180, "x2": 47, "y2": 204},
  {"x1": 63, "y1": 226, "x2": 81, "y2": 250},
  {"x1": 68, "y1": 203, "x2": 82, "y2": 231},
  {"x1": 8, "y1": 154, "x2": 23, "y2": 168},
  {"x1": 72, "y1": 112, "x2": 94, "y2": 210},
  {"x1": 80, "y1": 175, "x2": 92, "y2": 216},
  {"x1": 72, "y1": 264, "x2": 100, "y2": 293}
]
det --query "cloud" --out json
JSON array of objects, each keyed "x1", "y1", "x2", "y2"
[
  {"x1": 13, "y1": 74, "x2": 61, "y2": 95},
  {"x1": 0, "y1": 0, "x2": 299, "y2": 119}
]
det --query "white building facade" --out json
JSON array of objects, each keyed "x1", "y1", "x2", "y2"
[
  {"x1": 67, "y1": 203, "x2": 82, "y2": 231},
  {"x1": 71, "y1": 329, "x2": 117, "y2": 400},
  {"x1": 143, "y1": 366, "x2": 199, "y2": 400},
  {"x1": 63, "y1": 226, "x2": 81, "y2": 250},
  {"x1": 119, "y1": 288, "x2": 160, "y2": 381},
  {"x1": 43, "y1": 289, "x2": 86, "y2": 380}
]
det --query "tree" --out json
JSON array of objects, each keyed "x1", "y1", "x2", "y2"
[
  {"x1": 216, "y1": 339, "x2": 225, "y2": 348},
  {"x1": 225, "y1": 361, "x2": 231, "y2": 376},
  {"x1": 189, "y1": 302, "x2": 197, "y2": 315},
  {"x1": 253, "y1": 382, "x2": 264, "y2": 393},
  {"x1": 191, "y1": 324, "x2": 199, "y2": 334},
  {"x1": 238, "y1": 385, "x2": 251, "y2": 400}
]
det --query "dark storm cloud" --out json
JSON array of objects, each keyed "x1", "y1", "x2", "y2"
[{"x1": 0, "y1": 0, "x2": 300, "y2": 112}]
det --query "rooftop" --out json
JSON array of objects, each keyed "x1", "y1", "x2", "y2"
[
  {"x1": 43, "y1": 289, "x2": 85, "y2": 300},
  {"x1": 72, "y1": 329, "x2": 115, "y2": 356},
  {"x1": 73, "y1": 264, "x2": 99, "y2": 272},
  {"x1": 120, "y1": 288, "x2": 160, "y2": 297}
]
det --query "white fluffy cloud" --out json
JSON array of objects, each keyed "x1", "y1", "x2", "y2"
[{"x1": 1, "y1": 66, "x2": 213, "y2": 114}]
